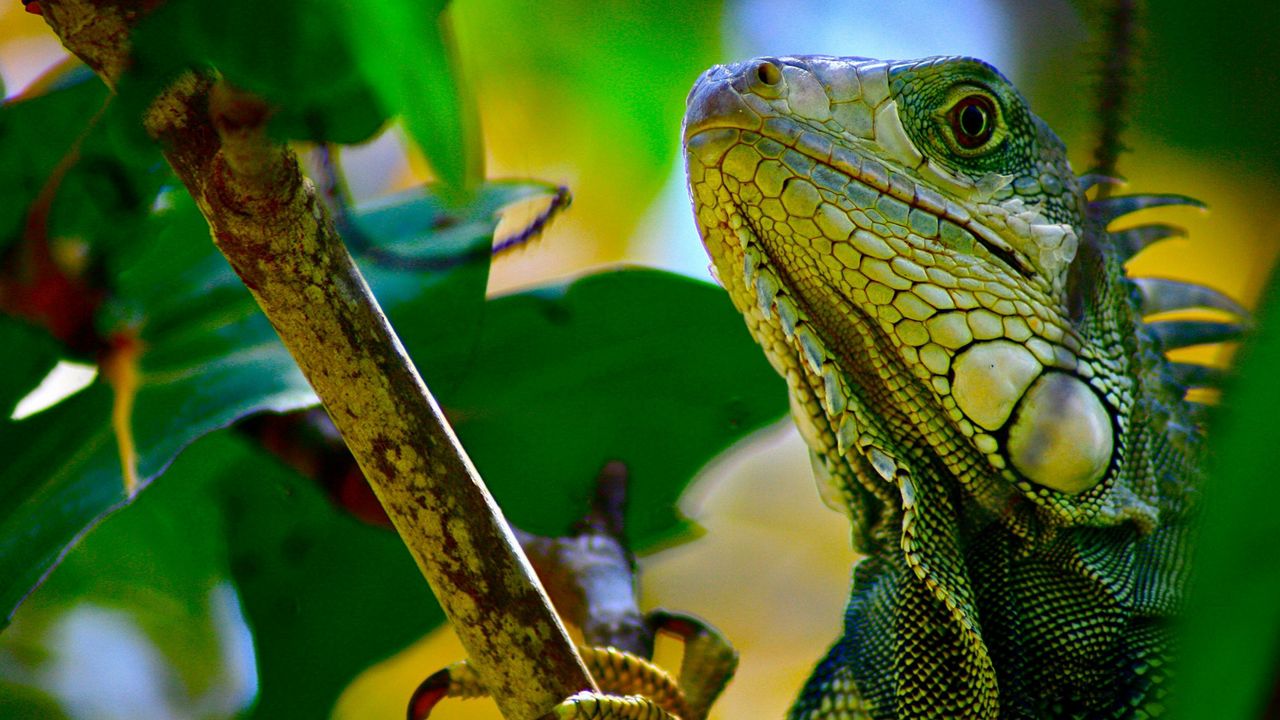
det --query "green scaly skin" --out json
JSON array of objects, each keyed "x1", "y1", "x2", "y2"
[{"x1": 682, "y1": 55, "x2": 1226, "y2": 718}]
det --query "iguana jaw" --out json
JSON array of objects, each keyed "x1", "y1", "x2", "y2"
[{"x1": 684, "y1": 56, "x2": 1121, "y2": 529}]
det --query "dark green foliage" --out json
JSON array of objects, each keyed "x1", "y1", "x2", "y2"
[
  {"x1": 447, "y1": 269, "x2": 787, "y2": 547},
  {"x1": 0, "y1": 68, "x2": 109, "y2": 255},
  {"x1": 0, "y1": 11, "x2": 782, "y2": 711},
  {"x1": 1174, "y1": 266, "x2": 1280, "y2": 718}
]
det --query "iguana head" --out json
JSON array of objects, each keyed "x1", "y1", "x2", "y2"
[{"x1": 683, "y1": 56, "x2": 1218, "y2": 544}]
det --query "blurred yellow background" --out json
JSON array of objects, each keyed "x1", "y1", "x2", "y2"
[{"x1": 3, "y1": 0, "x2": 1275, "y2": 717}]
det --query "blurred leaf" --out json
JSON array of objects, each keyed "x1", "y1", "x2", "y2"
[
  {"x1": 214, "y1": 433, "x2": 440, "y2": 720},
  {"x1": 1175, "y1": 267, "x2": 1280, "y2": 718},
  {"x1": 0, "y1": 683, "x2": 67, "y2": 720},
  {"x1": 0, "y1": 384, "x2": 120, "y2": 627},
  {"x1": 0, "y1": 67, "x2": 107, "y2": 254},
  {"x1": 0, "y1": 317, "x2": 105, "y2": 621},
  {"x1": 0, "y1": 431, "x2": 250, "y2": 719},
  {"x1": 0, "y1": 181, "x2": 559, "y2": 624},
  {"x1": 453, "y1": 0, "x2": 721, "y2": 230},
  {"x1": 1138, "y1": 2, "x2": 1280, "y2": 180},
  {"x1": 46, "y1": 99, "x2": 169, "y2": 261},
  {"x1": 0, "y1": 316, "x2": 60, "y2": 415},
  {"x1": 343, "y1": 1, "x2": 479, "y2": 195},
  {"x1": 122, "y1": 0, "x2": 388, "y2": 144},
  {"x1": 1, "y1": 426, "x2": 435, "y2": 720},
  {"x1": 439, "y1": 269, "x2": 789, "y2": 547}
]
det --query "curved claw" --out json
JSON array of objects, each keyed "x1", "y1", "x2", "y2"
[
  {"x1": 647, "y1": 610, "x2": 739, "y2": 720},
  {"x1": 408, "y1": 661, "x2": 490, "y2": 720},
  {"x1": 407, "y1": 669, "x2": 450, "y2": 720}
]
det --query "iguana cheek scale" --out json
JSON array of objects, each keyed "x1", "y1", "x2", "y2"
[{"x1": 683, "y1": 55, "x2": 1240, "y2": 718}]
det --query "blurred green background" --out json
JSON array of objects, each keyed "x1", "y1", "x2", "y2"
[{"x1": 1, "y1": 0, "x2": 1277, "y2": 718}]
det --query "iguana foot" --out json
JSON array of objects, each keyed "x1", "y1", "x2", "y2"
[{"x1": 408, "y1": 611, "x2": 737, "y2": 720}]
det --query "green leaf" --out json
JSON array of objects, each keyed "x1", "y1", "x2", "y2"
[
  {"x1": 0, "y1": 181, "x2": 555, "y2": 625},
  {"x1": 0, "y1": 317, "x2": 61, "y2": 416},
  {"x1": 0, "y1": 431, "x2": 250, "y2": 719},
  {"x1": 1, "y1": 428, "x2": 436, "y2": 720},
  {"x1": 453, "y1": 0, "x2": 722, "y2": 207},
  {"x1": 361, "y1": 181, "x2": 552, "y2": 386},
  {"x1": 122, "y1": 0, "x2": 389, "y2": 144},
  {"x1": 213, "y1": 434, "x2": 441, "y2": 719},
  {"x1": 435, "y1": 269, "x2": 789, "y2": 547},
  {"x1": 0, "y1": 68, "x2": 108, "y2": 254},
  {"x1": 1174, "y1": 268, "x2": 1280, "y2": 718},
  {"x1": 343, "y1": 1, "x2": 480, "y2": 195},
  {"x1": 0, "y1": 318, "x2": 101, "y2": 619},
  {"x1": 0, "y1": 384, "x2": 138, "y2": 630}
]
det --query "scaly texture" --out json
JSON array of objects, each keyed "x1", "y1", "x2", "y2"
[{"x1": 683, "y1": 56, "x2": 1241, "y2": 718}]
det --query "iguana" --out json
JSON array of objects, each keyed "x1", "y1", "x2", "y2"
[
  {"x1": 411, "y1": 54, "x2": 1247, "y2": 720},
  {"x1": 682, "y1": 54, "x2": 1247, "y2": 718}
]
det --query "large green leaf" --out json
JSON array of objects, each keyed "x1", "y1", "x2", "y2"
[
  {"x1": 0, "y1": 317, "x2": 105, "y2": 619},
  {"x1": 0, "y1": 431, "x2": 250, "y2": 719},
  {"x1": 1174, "y1": 268, "x2": 1280, "y2": 718},
  {"x1": 214, "y1": 434, "x2": 441, "y2": 719},
  {"x1": 0, "y1": 182, "x2": 555, "y2": 624},
  {"x1": 0, "y1": 428, "x2": 437, "y2": 720},
  {"x1": 438, "y1": 269, "x2": 789, "y2": 548},
  {"x1": 122, "y1": 0, "x2": 478, "y2": 185},
  {"x1": 3, "y1": 262, "x2": 787, "y2": 716}
]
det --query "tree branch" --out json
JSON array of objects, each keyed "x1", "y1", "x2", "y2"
[{"x1": 36, "y1": 2, "x2": 595, "y2": 717}]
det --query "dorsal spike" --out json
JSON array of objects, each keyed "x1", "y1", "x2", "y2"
[
  {"x1": 1110, "y1": 223, "x2": 1185, "y2": 261},
  {"x1": 1077, "y1": 173, "x2": 1125, "y2": 192},
  {"x1": 1131, "y1": 277, "x2": 1251, "y2": 320},
  {"x1": 1146, "y1": 320, "x2": 1247, "y2": 350},
  {"x1": 1089, "y1": 194, "x2": 1206, "y2": 226},
  {"x1": 1167, "y1": 362, "x2": 1230, "y2": 389}
]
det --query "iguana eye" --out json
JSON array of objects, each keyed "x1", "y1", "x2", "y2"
[{"x1": 947, "y1": 94, "x2": 997, "y2": 149}]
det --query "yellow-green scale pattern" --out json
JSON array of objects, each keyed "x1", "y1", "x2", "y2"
[{"x1": 683, "y1": 55, "x2": 1201, "y2": 719}]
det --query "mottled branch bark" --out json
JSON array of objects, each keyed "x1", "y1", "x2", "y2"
[{"x1": 36, "y1": 2, "x2": 595, "y2": 717}]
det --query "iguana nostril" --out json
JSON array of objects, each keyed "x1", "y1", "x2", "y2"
[{"x1": 755, "y1": 60, "x2": 782, "y2": 86}]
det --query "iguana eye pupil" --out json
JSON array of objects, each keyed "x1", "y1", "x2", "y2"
[
  {"x1": 755, "y1": 60, "x2": 782, "y2": 86},
  {"x1": 950, "y1": 95, "x2": 996, "y2": 149}
]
